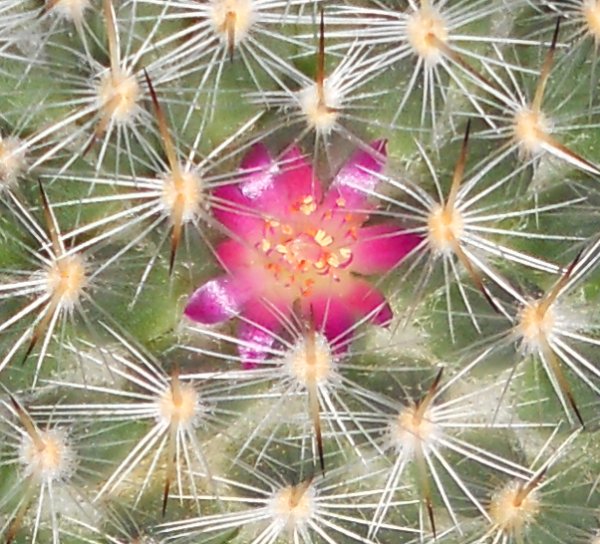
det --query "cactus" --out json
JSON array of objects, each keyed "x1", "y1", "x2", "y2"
[{"x1": 0, "y1": 0, "x2": 599, "y2": 542}]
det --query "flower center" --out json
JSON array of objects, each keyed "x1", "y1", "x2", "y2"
[
  {"x1": 513, "y1": 108, "x2": 548, "y2": 154},
  {"x1": 407, "y1": 6, "x2": 448, "y2": 64},
  {"x1": 427, "y1": 204, "x2": 464, "y2": 253},
  {"x1": 0, "y1": 137, "x2": 26, "y2": 189},
  {"x1": 19, "y1": 429, "x2": 75, "y2": 481},
  {"x1": 489, "y1": 482, "x2": 540, "y2": 536},
  {"x1": 583, "y1": 0, "x2": 600, "y2": 40},
  {"x1": 269, "y1": 482, "x2": 315, "y2": 531},
  {"x1": 97, "y1": 69, "x2": 140, "y2": 124},
  {"x1": 210, "y1": 0, "x2": 255, "y2": 46},
  {"x1": 259, "y1": 196, "x2": 356, "y2": 297},
  {"x1": 45, "y1": 255, "x2": 86, "y2": 309},
  {"x1": 161, "y1": 170, "x2": 203, "y2": 223}
]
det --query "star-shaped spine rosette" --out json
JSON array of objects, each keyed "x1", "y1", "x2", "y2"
[{"x1": 185, "y1": 140, "x2": 421, "y2": 367}]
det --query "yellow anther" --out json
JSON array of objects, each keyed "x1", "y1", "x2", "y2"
[
  {"x1": 299, "y1": 196, "x2": 317, "y2": 215},
  {"x1": 314, "y1": 229, "x2": 333, "y2": 247},
  {"x1": 327, "y1": 254, "x2": 340, "y2": 268},
  {"x1": 339, "y1": 247, "x2": 352, "y2": 261}
]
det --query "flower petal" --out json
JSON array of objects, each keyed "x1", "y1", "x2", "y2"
[
  {"x1": 352, "y1": 224, "x2": 422, "y2": 275},
  {"x1": 215, "y1": 144, "x2": 321, "y2": 225},
  {"x1": 276, "y1": 146, "x2": 323, "y2": 205},
  {"x1": 328, "y1": 139, "x2": 387, "y2": 208},
  {"x1": 216, "y1": 239, "x2": 253, "y2": 273},
  {"x1": 212, "y1": 184, "x2": 264, "y2": 239},
  {"x1": 301, "y1": 278, "x2": 392, "y2": 351},
  {"x1": 212, "y1": 144, "x2": 282, "y2": 233},
  {"x1": 303, "y1": 293, "x2": 356, "y2": 349},
  {"x1": 184, "y1": 276, "x2": 248, "y2": 324},
  {"x1": 238, "y1": 322, "x2": 277, "y2": 370},
  {"x1": 345, "y1": 279, "x2": 393, "y2": 326},
  {"x1": 237, "y1": 298, "x2": 289, "y2": 369},
  {"x1": 238, "y1": 143, "x2": 277, "y2": 201}
]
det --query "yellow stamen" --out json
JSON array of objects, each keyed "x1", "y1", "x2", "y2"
[
  {"x1": 314, "y1": 229, "x2": 333, "y2": 247},
  {"x1": 299, "y1": 196, "x2": 317, "y2": 215}
]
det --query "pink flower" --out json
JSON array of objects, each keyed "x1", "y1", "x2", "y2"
[{"x1": 185, "y1": 140, "x2": 421, "y2": 367}]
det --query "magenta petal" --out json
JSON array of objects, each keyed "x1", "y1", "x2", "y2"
[
  {"x1": 276, "y1": 146, "x2": 323, "y2": 204},
  {"x1": 222, "y1": 144, "x2": 293, "y2": 217},
  {"x1": 238, "y1": 323, "x2": 277, "y2": 370},
  {"x1": 212, "y1": 144, "x2": 282, "y2": 231},
  {"x1": 238, "y1": 143, "x2": 279, "y2": 202},
  {"x1": 216, "y1": 239, "x2": 252, "y2": 273},
  {"x1": 240, "y1": 142, "x2": 272, "y2": 172},
  {"x1": 184, "y1": 276, "x2": 248, "y2": 324},
  {"x1": 304, "y1": 295, "x2": 356, "y2": 349},
  {"x1": 328, "y1": 139, "x2": 387, "y2": 208},
  {"x1": 346, "y1": 279, "x2": 393, "y2": 326},
  {"x1": 352, "y1": 224, "x2": 422, "y2": 275},
  {"x1": 212, "y1": 184, "x2": 264, "y2": 238},
  {"x1": 237, "y1": 298, "x2": 288, "y2": 369}
]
